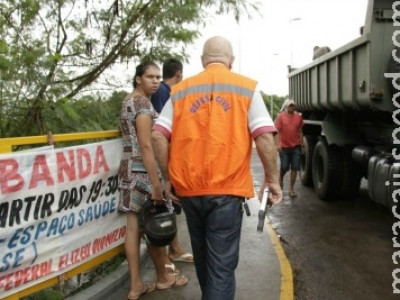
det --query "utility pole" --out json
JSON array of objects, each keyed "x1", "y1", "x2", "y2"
[
  {"x1": 269, "y1": 53, "x2": 279, "y2": 119},
  {"x1": 289, "y1": 17, "x2": 302, "y2": 68},
  {"x1": 270, "y1": 95, "x2": 273, "y2": 119}
]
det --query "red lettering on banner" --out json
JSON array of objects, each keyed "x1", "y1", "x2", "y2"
[
  {"x1": 92, "y1": 226, "x2": 126, "y2": 254},
  {"x1": 28, "y1": 155, "x2": 54, "y2": 189},
  {"x1": 14, "y1": 267, "x2": 29, "y2": 287},
  {"x1": 0, "y1": 159, "x2": 24, "y2": 194},
  {"x1": 71, "y1": 248, "x2": 80, "y2": 264},
  {"x1": 57, "y1": 146, "x2": 110, "y2": 182},
  {"x1": 80, "y1": 243, "x2": 91, "y2": 260},
  {"x1": 58, "y1": 253, "x2": 68, "y2": 270},
  {"x1": 0, "y1": 258, "x2": 53, "y2": 291},
  {"x1": 56, "y1": 150, "x2": 76, "y2": 182},
  {"x1": 30, "y1": 264, "x2": 40, "y2": 280},
  {"x1": 77, "y1": 148, "x2": 91, "y2": 179},
  {"x1": 0, "y1": 145, "x2": 112, "y2": 195},
  {"x1": 4, "y1": 273, "x2": 13, "y2": 291},
  {"x1": 93, "y1": 146, "x2": 110, "y2": 174},
  {"x1": 58, "y1": 242, "x2": 92, "y2": 271}
]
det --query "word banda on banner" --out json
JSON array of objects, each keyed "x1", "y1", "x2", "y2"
[{"x1": 0, "y1": 145, "x2": 110, "y2": 196}]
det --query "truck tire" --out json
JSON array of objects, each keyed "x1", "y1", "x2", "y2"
[
  {"x1": 337, "y1": 147, "x2": 362, "y2": 199},
  {"x1": 312, "y1": 139, "x2": 341, "y2": 200},
  {"x1": 300, "y1": 135, "x2": 316, "y2": 187}
]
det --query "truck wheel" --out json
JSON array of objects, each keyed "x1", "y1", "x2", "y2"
[
  {"x1": 312, "y1": 139, "x2": 341, "y2": 200},
  {"x1": 300, "y1": 135, "x2": 316, "y2": 187},
  {"x1": 337, "y1": 147, "x2": 362, "y2": 199}
]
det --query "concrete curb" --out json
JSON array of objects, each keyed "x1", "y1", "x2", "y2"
[
  {"x1": 66, "y1": 244, "x2": 148, "y2": 300},
  {"x1": 265, "y1": 217, "x2": 294, "y2": 300}
]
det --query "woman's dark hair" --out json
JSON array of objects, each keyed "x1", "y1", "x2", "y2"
[{"x1": 133, "y1": 61, "x2": 159, "y2": 88}]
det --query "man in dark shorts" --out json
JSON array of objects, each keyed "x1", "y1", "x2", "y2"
[{"x1": 274, "y1": 99, "x2": 304, "y2": 198}]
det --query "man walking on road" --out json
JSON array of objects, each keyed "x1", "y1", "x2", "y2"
[
  {"x1": 274, "y1": 99, "x2": 304, "y2": 198},
  {"x1": 152, "y1": 36, "x2": 282, "y2": 300}
]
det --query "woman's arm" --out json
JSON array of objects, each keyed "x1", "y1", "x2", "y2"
[{"x1": 136, "y1": 114, "x2": 163, "y2": 202}]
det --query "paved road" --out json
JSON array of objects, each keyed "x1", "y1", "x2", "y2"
[{"x1": 267, "y1": 176, "x2": 396, "y2": 300}]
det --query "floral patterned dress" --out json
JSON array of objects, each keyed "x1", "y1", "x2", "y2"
[{"x1": 118, "y1": 94, "x2": 159, "y2": 213}]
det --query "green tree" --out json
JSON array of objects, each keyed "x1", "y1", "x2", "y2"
[
  {"x1": 261, "y1": 92, "x2": 286, "y2": 120},
  {"x1": 41, "y1": 90, "x2": 127, "y2": 135},
  {"x1": 0, "y1": 0, "x2": 259, "y2": 137}
]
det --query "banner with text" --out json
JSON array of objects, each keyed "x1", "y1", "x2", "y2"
[{"x1": 0, "y1": 139, "x2": 125, "y2": 298}]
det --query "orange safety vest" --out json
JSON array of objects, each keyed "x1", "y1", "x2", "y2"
[{"x1": 169, "y1": 64, "x2": 257, "y2": 198}]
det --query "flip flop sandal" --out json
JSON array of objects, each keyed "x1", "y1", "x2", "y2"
[
  {"x1": 165, "y1": 263, "x2": 180, "y2": 275},
  {"x1": 127, "y1": 282, "x2": 156, "y2": 300},
  {"x1": 156, "y1": 274, "x2": 188, "y2": 290},
  {"x1": 170, "y1": 252, "x2": 194, "y2": 263}
]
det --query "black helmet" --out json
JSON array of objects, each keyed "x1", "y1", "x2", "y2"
[{"x1": 140, "y1": 200, "x2": 177, "y2": 247}]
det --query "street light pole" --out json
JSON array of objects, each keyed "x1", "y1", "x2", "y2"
[
  {"x1": 270, "y1": 95, "x2": 273, "y2": 119},
  {"x1": 269, "y1": 53, "x2": 279, "y2": 119},
  {"x1": 289, "y1": 17, "x2": 302, "y2": 68}
]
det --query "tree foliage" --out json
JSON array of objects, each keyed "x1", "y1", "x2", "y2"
[
  {"x1": 261, "y1": 92, "x2": 286, "y2": 121},
  {"x1": 43, "y1": 90, "x2": 127, "y2": 135},
  {"x1": 0, "y1": 0, "x2": 259, "y2": 137}
]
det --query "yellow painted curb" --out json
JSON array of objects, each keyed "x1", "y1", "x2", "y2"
[{"x1": 265, "y1": 218, "x2": 294, "y2": 300}]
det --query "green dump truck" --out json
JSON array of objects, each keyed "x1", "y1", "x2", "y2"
[{"x1": 288, "y1": 0, "x2": 397, "y2": 207}]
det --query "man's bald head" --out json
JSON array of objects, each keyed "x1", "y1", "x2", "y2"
[{"x1": 201, "y1": 36, "x2": 235, "y2": 69}]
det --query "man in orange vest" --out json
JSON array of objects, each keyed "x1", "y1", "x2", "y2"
[{"x1": 152, "y1": 36, "x2": 282, "y2": 300}]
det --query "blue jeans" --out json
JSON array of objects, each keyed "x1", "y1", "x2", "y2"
[
  {"x1": 181, "y1": 195, "x2": 243, "y2": 300},
  {"x1": 280, "y1": 145, "x2": 301, "y2": 173}
]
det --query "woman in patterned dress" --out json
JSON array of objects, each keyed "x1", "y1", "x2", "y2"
[{"x1": 118, "y1": 61, "x2": 188, "y2": 300}]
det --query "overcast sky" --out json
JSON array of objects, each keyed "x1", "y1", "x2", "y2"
[{"x1": 182, "y1": 0, "x2": 369, "y2": 96}]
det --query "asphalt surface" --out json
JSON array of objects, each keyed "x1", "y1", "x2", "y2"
[{"x1": 267, "y1": 179, "x2": 396, "y2": 300}]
